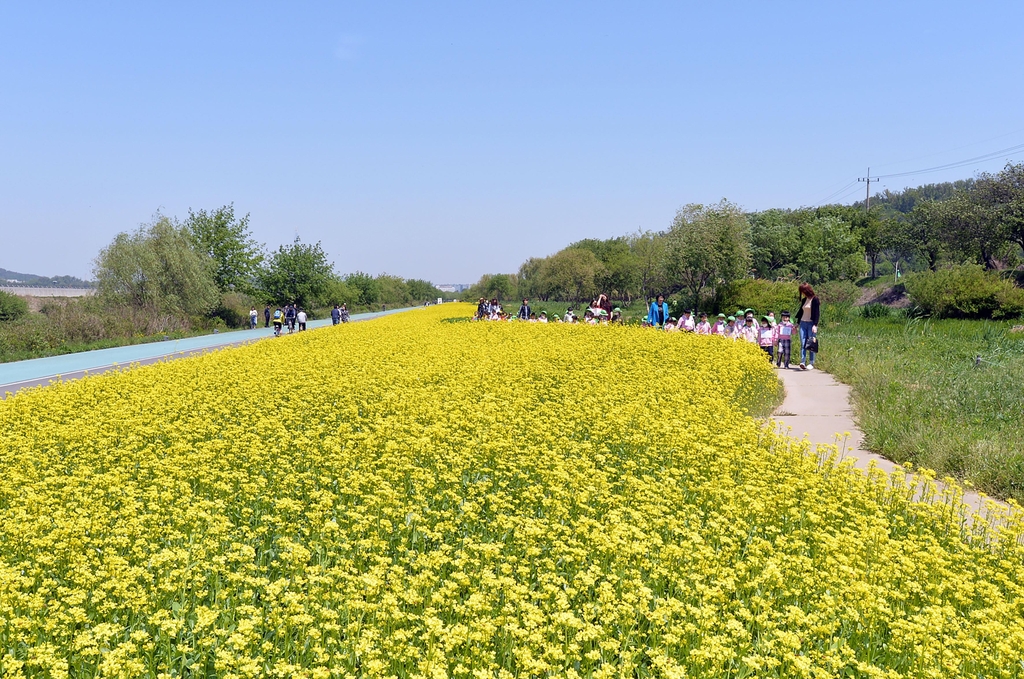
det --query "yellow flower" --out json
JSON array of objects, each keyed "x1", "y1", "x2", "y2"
[{"x1": 0, "y1": 303, "x2": 1021, "y2": 676}]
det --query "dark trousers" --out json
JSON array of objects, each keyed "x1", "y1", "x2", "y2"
[{"x1": 776, "y1": 338, "x2": 791, "y2": 367}]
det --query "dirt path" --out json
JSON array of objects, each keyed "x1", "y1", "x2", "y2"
[{"x1": 772, "y1": 366, "x2": 1009, "y2": 521}]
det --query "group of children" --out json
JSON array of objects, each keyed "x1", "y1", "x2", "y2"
[
  {"x1": 474, "y1": 296, "x2": 625, "y2": 325},
  {"x1": 653, "y1": 307, "x2": 797, "y2": 368},
  {"x1": 475, "y1": 296, "x2": 802, "y2": 370}
]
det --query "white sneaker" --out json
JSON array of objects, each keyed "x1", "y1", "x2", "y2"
[
  {"x1": 799, "y1": 362, "x2": 806, "y2": 370},
  {"x1": 807, "y1": 364, "x2": 815, "y2": 370}
]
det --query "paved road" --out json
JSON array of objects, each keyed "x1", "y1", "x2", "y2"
[
  {"x1": 773, "y1": 365, "x2": 1009, "y2": 523},
  {"x1": 1, "y1": 307, "x2": 416, "y2": 397}
]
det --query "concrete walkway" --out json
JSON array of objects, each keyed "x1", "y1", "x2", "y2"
[
  {"x1": 773, "y1": 365, "x2": 1008, "y2": 522},
  {"x1": 0, "y1": 306, "x2": 418, "y2": 397}
]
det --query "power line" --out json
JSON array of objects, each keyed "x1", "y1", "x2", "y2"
[
  {"x1": 831, "y1": 184, "x2": 866, "y2": 204},
  {"x1": 811, "y1": 180, "x2": 859, "y2": 206},
  {"x1": 872, "y1": 126, "x2": 1024, "y2": 170},
  {"x1": 874, "y1": 141, "x2": 1024, "y2": 180},
  {"x1": 811, "y1": 138, "x2": 1024, "y2": 207},
  {"x1": 805, "y1": 133, "x2": 1024, "y2": 208}
]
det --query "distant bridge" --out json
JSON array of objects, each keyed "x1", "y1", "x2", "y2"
[{"x1": 0, "y1": 286, "x2": 95, "y2": 297}]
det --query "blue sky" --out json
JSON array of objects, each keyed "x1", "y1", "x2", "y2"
[{"x1": 2, "y1": 2, "x2": 1023, "y2": 283}]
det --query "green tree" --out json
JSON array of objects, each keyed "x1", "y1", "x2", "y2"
[
  {"x1": 344, "y1": 272, "x2": 380, "y2": 306},
  {"x1": 376, "y1": 275, "x2": 410, "y2": 306},
  {"x1": 322, "y1": 278, "x2": 361, "y2": 307},
  {"x1": 748, "y1": 210, "x2": 800, "y2": 280},
  {"x1": 482, "y1": 273, "x2": 517, "y2": 300},
  {"x1": 794, "y1": 216, "x2": 866, "y2": 284},
  {"x1": 257, "y1": 238, "x2": 334, "y2": 308},
  {"x1": 864, "y1": 179, "x2": 974, "y2": 216},
  {"x1": 182, "y1": 204, "x2": 264, "y2": 294},
  {"x1": 405, "y1": 279, "x2": 443, "y2": 303},
  {"x1": 517, "y1": 258, "x2": 547, "y2": 300},
  {"x1": 935, "y1": 190, "x2": 1011, "y2": 269},
  {"x1": 462, "y1": 274, "x2": 518, "y2": 302},
  {"x1": 880, "y1": 216, "x2": 921, "y2": 277},
  {"x1": 664, "y1": 200, "x2": 750, "y2": 309},
  {"x1": 537, "y1": 249, "x2": 605, "y2": 303},
  {"x1": 627, "y1": 230, "x2": 667, "y2": 303},
  {"x1": 903, "y1": 203, "x2": 945, "y2": 271},
  {"x1": 975, "y1": 163, "x2": 1024, "y2": 257},
  {"x1": 853, "y1": 209, "x2": 884, "y2": 279},
  {"x1": 567, "y1": 237, "x2": 639, "y2": 300},
  {"x1": 94, "y1": 215, "x2": 220, "y2": 315}
]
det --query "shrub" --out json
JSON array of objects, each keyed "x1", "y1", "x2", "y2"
[
  {"x1": 904, "y1": 264, "x2": 1024, "y2": 319},
  {"x1": 860, "y1": 303, "x2": 893, "y2": 319},
  {"x1": 815, "y1": 280, "x2": 861, "y2": 321},
  {"x1": 212, "y1": 292, "x2": 257, "y2": 329},
  {"x1": 816, "y1": 280, "x2": 861, "y2": 307},
  {"x1": 0, "y1": 290, "x2": 29, "y2": 322},
  {"x1": 1, "y1": 297, "x2": 197, "y2": 362},
  {"x1": 321, "y1": 278, "x2": 361, "y2": 308},
  {"x1": 38, "y1": 297, "x2": 192, "y2": 340},
  {"x1": 717, "y1": 279, "x2": 798, "y2": 316}
]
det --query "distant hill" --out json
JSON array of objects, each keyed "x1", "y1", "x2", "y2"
[{"x1": 0, "y1": 267, "x2": 94, "y2": 288}]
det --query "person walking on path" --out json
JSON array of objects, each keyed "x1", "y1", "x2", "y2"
[
  {"x1": 341, "y1": 304, "x2": 350, "y2": 323},
  {"x1": 758, "y1": 316, "x2": 775, "y2": 362},
  {"x1": 249, "y1": 307, "x2": 258, "y2": 330},
  {"x1": 679, "y1": 309, "x2": 696, "y2": 332},
  {"x1": 263, "y1": 305, "x2": 271, "y2": 328},
  {"x1": 776, "y1": 310, "x2": 794, "y2": 369},
  {"x1": 331, "y1": 304, "x2": 341, "y2": 325},
  {"x1": 740, "y1": 315, "x2": 759, "y2": 343},
  {"x1": 297, "y1": 308, "x2": 307, "y2": 331},
  {"x1": 797, "y1": 283, "x2": 820, "y2": 370},
  {"x1": 695, "y1": 312, "x2": 711, "y2": 334},
  {"x1": 647, "y1": 295, "x2": 670, "y2": 328},
  {"x1": 517, "y1": 298, "x2": 532, "y2": 320}
]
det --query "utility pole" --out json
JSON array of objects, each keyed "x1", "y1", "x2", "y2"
[{"x1": 858, "y1": 167, "x2": 879, "y2": 210}]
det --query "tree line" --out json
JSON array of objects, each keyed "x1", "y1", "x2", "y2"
[
  {"x1": 461, "y1": 163, "x2": 1024, "y2": 310},
  {"x1": 94, "y1": 205, "x2": 444, "y2": 325}
]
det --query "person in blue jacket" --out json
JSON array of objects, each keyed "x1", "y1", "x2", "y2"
[{"x1": 647, "y1": 294, "x2": 670, "y2": 328}]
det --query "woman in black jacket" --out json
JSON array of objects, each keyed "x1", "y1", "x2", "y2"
[{"x1": 797, "y1": 283, "x2": 820, "y2": 370}]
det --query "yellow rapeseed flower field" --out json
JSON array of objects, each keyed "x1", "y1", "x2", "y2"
[{"x1": 0, "y1": 303, "x2": 1022, "y2": 678}]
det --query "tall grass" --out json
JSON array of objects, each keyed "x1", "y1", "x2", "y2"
[
  {"x1": 818, "y1": 310, "x2": 1024, "y2": 501},
  {"x1": 0, "y1": 298, "x2": 197, "y2": 363}
]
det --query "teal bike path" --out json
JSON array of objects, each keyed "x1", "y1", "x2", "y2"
[{"x1": 0, "y1": 307, "x2": 416, "y2": 394}]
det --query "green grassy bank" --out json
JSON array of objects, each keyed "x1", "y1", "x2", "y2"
[{"x1": 817, "y1": 311, "x2": 1024, "y2": 502}]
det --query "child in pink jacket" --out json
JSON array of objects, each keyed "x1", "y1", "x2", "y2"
[
  {"x1": 775, "y1": 310, "x2": 795, "y2": 369},
  {"x1": 758, "y1": 316, "x2": 775, "y2": 362}
]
